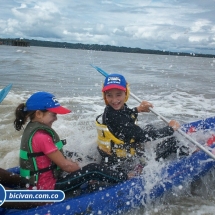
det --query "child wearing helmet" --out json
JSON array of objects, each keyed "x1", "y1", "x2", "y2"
[{"x1": 96, "y1": 73, "x2": 188, "y2": 173}]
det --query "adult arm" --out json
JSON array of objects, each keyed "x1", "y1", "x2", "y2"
[
  {"x1": 0, "y1": 168, "x2": 27, "y2": 188},
  {"x1": 0, "y1": 169, "x2": 50, "y2": 209}
]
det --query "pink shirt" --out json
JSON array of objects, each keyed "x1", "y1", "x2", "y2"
[{"x1": 32, "y1": 130, "x2": 58, "y2": 190}]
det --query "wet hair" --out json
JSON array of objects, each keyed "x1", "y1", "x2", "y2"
[
  {"x1": 14, "y1": 103, "x2": 36, "y2": 131},
  {"x1": 14, "y1": 103, "x2": 47, "y2": 131}
]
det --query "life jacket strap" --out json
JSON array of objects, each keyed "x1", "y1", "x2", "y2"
[
  {"x1": 20, "y1": 140, "x2": 66, "y2": 160},
  {"x1": 20, "y1": 164, "x2": 57, "y2": 177},
  {"x1": 20, "y1": 150, "x2": 44, "y2": 160}
]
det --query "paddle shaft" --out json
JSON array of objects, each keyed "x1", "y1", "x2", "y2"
[
  {"x1": 130, "y1": 92, "x2": 215, "y2": 160},
  {"x1": 92, "y1": 65, "x2": 215, "y2": 160}
]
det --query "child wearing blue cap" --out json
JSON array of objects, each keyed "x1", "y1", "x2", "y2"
[
  {"x1": 96, "y1": 74, "x2": 188, "y2": 174},
  {"x1": 0, "y1": 88, "x2": 48, "y2": 209},
  {"x1": 14, "y1": 91, "x2": 128, "y2": 193}
]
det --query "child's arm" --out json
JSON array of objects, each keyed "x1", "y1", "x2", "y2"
[{"x1": 47, "y1": 150, "x2": 80, "y2": 173}]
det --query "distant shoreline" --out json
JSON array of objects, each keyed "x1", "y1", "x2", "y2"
[{"x1": 1, "y1": 38, "x2": 215, "y2": 58}]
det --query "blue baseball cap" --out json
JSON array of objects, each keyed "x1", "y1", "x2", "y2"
[
  {"x1": 25, "y1": 92, "x2": 71, "y2": 114},
  {"x1": 102, "y1": 74, "x2": 127, "y2": 92}
]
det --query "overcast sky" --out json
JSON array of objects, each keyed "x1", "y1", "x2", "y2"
[{"x1": 1, "y1": 0, "x2": 215, "y2": 55}]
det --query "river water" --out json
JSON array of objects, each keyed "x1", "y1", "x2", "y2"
[{"x1": 0, "y1": 45, "x2": 215, "y2": 214}]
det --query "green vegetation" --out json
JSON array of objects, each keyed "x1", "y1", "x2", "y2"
[{"x1": 1, "y1": 38, "x2": 215, "y2": 58}]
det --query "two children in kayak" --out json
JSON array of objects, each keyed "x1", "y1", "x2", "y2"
[{"x1": 1, "y1": 73, "x2": 189, "y2": 209}]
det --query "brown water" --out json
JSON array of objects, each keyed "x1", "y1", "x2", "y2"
[{"x1": 0, "y1": 45, "x2": 215, "y2": 214}]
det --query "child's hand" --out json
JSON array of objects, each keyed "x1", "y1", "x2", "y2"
[
  {"x1": 168, "y1": 120, "x2": 180, "y2": 131},
  {"x1": 137, "y1": 101, "x2": 153, "y2": 113},
  {"x1": 70, "y1": 161, "x2": 80, "y2": 172}
]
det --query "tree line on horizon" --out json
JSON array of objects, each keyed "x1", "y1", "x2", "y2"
[{"x1": 1, "y1": 38, "x2": 215, "y2": 58}]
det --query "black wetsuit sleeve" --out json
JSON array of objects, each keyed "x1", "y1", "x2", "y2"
[
  {"x1": 104, "y1": 105, "x2": 174, "y2": 143},
  {"x1": 137, "y1": 125, "x2": 174, "y2": 142}
]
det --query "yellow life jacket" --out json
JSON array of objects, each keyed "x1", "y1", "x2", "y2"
[{"x1": 96, "y1": 115, "x2": 136, "y2": 158}]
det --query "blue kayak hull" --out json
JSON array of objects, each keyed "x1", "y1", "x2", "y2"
[{"x1": 1, "y1": 116, "x2": 215, "y2": 215}]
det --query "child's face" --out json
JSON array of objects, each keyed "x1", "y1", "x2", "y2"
[
  {"x1": 105, "y1": 88, "x2": 126, "y2": 110},
  {"x1": 34, "y1": 110, "x2": 57, "y2": 127}
]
